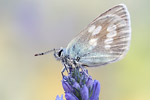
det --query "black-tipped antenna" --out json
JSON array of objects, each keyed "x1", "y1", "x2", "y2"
[{"x1": 34, "y1": 48, "x2": 59, "y2": 56}]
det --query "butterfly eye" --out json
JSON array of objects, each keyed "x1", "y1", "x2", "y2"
[{"x1": 58, "y1": 49, "x2": 63, "y2": 57}]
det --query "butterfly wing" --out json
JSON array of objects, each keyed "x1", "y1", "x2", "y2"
[{"x1": 66, "y1": 4, "x2": 131, "y2": 67}]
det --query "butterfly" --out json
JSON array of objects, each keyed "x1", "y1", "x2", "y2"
[{"x1": 35, "y1": 4, "x2": 131, "y2": 74}]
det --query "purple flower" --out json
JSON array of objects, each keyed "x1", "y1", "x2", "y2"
[
  {"x1": 65, "y1": 93, "x2": 79, "y2": 100},
  {"x1": 62, "y1": 80, "x2": 73, "y2": 93},
  {"x1": 89, "y1": 80, "x2": 100, "y2": 100},
  {"x1": 56, "y1": 95, "x2": 63, "y2": 100},
  {"x1": 80, "y1": 85, "x2": 89, "y2": 100},
  {"x1": 57, "y1": 67, "x2": 100, "y2": 100}
]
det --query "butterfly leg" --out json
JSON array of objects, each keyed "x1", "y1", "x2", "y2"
[
  {"x1": 61, "y1": 63, "x2": 69, "y2": 77},
  {"x1": 63, "y1": 63, "x2": 69, "y2": 73},
  {"x1": 61, "y1": 67, "x2": 66, "y2": 77}
]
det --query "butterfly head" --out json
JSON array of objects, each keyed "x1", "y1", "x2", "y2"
[{"x1": 54, "y1": 48, "x2": 67, "y2": 60}]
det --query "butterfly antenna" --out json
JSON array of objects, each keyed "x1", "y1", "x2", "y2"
[{"x1": 35, "y1": 49, "x2": 56, "y2": 56}]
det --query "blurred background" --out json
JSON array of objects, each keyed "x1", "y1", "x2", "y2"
[{"x1": 0, "y1": 0, "x2": 150, "y2": 100}]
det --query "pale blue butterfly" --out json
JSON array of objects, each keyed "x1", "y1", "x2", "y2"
[{"x1": 35, "y1": 4, "x2": 131, "y2": 74}]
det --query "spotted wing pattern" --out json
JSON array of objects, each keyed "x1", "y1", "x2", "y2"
[{"x1": 66, "y1": 4, "x2": 131, "y2": 67}]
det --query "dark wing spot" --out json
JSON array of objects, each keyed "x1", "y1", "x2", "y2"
[{"x1": 76, "y1": 56, "x2": 80, "y2": 62}]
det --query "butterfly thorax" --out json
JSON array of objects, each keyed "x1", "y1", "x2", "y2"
[{"x1": 54, "y1": 48, "x2": 80, "y2": 68}]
